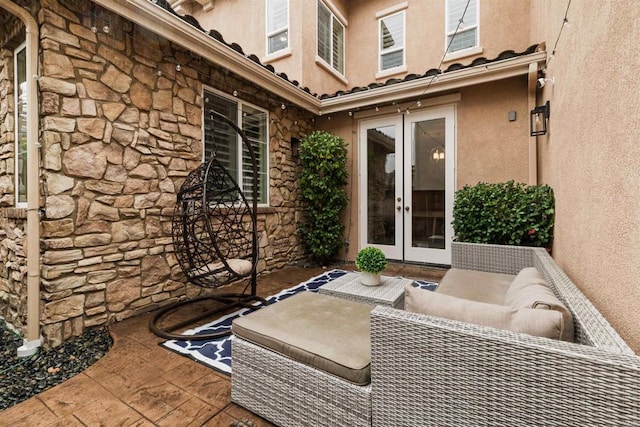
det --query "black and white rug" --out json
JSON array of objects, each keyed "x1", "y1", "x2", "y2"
[{"x1": 160, "y1": 269, "x2": 438, "y2": 375}]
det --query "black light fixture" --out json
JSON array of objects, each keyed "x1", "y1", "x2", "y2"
[{"x1": 530, "y1": 101, "x2": 551, "y2": 136}]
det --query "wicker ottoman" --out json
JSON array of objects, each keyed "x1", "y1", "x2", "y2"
[{"x1": 231, "y1": 291, "x2": 373, "y2": 427}]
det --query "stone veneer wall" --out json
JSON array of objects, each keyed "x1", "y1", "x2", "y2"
[{"x1": 0, "y1": 0, "x2": 313, "y2": 348}]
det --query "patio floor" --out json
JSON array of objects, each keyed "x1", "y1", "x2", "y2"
[{"x1": 1, "y1": 263, "x2": 446, "y2": 426}]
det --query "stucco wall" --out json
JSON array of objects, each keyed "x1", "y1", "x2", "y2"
[{"x1": 530, "y1": 0, "x2": 640, "y2": 352}]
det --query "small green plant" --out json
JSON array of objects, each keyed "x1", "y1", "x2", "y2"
[
  {"x1": 452, "y1": 180, "x2": 554, "y2": 248},
  {"x1": 355, "y1": 247, "x2": 388, "y2": 273},
  {"x1": 299, "y1": 131, "x2": 348, "y2": 262}
]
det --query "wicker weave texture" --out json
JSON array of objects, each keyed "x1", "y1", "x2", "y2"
[
  {"x1": 318, "y1": 272, "x2": 410, "y2": 308},
  {"x1": 371, "y1": 307, "x2": 640, "y2": 426},
  {"x1": 232, "y1": 338, "x2": 371, "y2": 427}
]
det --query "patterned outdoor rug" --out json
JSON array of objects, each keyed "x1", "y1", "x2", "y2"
[{"x1": 160, "y1": 269, "x2": 438, "y2": 375}]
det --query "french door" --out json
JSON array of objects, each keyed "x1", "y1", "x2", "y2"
[{"x1": 359, "y1": 106, "x2": 455, "y2": 265}]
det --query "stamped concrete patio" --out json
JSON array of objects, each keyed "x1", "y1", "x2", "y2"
[{"x1": 1, "y1": 263, "x2": 445, "y2": 426}]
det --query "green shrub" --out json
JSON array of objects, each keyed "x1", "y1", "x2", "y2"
[
  {"x1": 299, "y1": 131, "x2": 348, "y2": 262},
  {"x1": 355, "y1": 247, "x2": 387, "y2": 273},
  {"x1": 452, "y1": 180, "x2": 554, "y2": 248}
]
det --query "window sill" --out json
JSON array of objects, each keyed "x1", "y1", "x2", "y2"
[
  {"x1": 315, "y1": 56, "x2": 348, "y2": 85},
  {"x1": 375, "y1": 65, "x2": 407, "y2": 80},
  {"x1": 443, "y1": 46, "x2": 484, "y2": 63},
  {"x1": 262, "y1": 48, "x2": 293, "y2": 64}
]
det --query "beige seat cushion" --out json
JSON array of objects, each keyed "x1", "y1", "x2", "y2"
[
  {"x1": 405, "y1": 285, "x2": 565, "y2": 340},
  {"x1": 233, "y1": 292, "x2": 372, "y2": 385},
  {"x1": 190, "y1": 258, "x2": 253, "y2": 277},
  {"x1": 505, "y1": 267, "x2": 575, "y2": 342},
  {"x1": 436, "y1": 268, "x2": 515, "y2": 305}
]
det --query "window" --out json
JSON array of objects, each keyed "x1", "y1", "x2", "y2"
[
  {"x1": 203, "y1": 89, "x2": 269, "y2": 204},
  {"x1": 14, "y1": 43, "x2": 27, "y2": 207},
  {"x1": 379, "y1": 10, "x2": 405, "y2": 71},
  {"x1": 446, "y1": 0, "x2": 478, "y2": 53},
  {"x1": 317, "y1": 1, "x2": 344, "y2": 74},
  {"x1": 266, "y1": 0, "x2": 288, "y2": 54}
]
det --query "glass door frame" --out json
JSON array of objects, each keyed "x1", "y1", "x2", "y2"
[
  {"x1": 358, "y1": 106, "x2": 455, "y2": 265},
  {"x1": 403, "y1": 106, "x2": 455, "y2": 265},
  {"x1": 358, "y1": 115, "x2": 404, "y2": 260}
]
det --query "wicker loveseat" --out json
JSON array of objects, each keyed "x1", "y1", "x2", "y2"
[{"x1": 232, "y1": 242, "x2": 640, "y2": 426}]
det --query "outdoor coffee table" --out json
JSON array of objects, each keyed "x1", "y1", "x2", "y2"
[{"x1": 318, "y1": 271, "x2": 413, "y2": 309}]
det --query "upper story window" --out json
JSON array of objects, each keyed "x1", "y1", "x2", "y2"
[
  {"x1": 446, "y1": 0, "x2": 478, "y2": 53},
  {"x1": 266, "y1": 0, "x2": 289, "y2": 55},
  {"x1": 14, "y1": 43, "x2": 27, "y2": 207},
  {"x1": 379, "y1": 10, "x2": 405, "y2": 71},
  {"x1": 317, "y1": 1, "x2": 345, "y2": 74},
  {"x1": 203, "y1": 89, "x2": 269, "y2": 204}
]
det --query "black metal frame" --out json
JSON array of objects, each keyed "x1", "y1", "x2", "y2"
[{"x1": 150, "y1": 111, "x2": 266, "y2": 340}]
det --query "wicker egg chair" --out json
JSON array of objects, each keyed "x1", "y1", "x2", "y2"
[{"x1": 150, "y1": 111, "x2": 266, "y2": 340}]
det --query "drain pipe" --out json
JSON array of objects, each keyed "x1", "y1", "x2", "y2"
[
  {"x1": 0, "y1": 0, "x2": 42, "y2": 357},
  {"x1": 527, "y1": 62, "x2": 539, "y2": 185}
]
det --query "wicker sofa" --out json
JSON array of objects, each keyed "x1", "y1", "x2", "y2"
[{"x1": 232, "y1": 242, "x2": 640, "y2": 426}]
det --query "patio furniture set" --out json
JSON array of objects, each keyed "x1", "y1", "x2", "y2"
[{"x1": 231, "y1": 242, "x2": 640, "y2": 426}]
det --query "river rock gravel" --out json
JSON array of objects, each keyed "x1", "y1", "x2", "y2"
[{"x1": 0, "y1": 321, "x2": 112, "y2": 410}]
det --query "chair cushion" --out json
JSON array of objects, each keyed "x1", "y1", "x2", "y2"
[
  {"x1": 405, "y1": 285, "x2": 565, "y2": 340},
  {"x1": 504, "y1": 267, "x2": 575, "y2": 342},
  {"x1": 436, "y1": 268, "x2": 515, "y2": 305},
  {"x1": 233, "y1": 292, "x2": 372, "y2": 385}
]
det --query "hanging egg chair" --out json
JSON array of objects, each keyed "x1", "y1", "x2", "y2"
[{"x1": 150, "y1": 111, "x2": 266, "y2": 340}]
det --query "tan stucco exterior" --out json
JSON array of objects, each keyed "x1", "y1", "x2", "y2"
[{"x1": 530, "y1": 0, "x2": 640, "y2": 351}]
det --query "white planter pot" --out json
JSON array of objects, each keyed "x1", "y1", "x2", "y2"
[{"x1": 360, "y1": 271, "x2": 382, "y2": 286}]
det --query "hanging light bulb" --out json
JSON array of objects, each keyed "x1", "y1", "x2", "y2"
[
  {"x1": 157, "y1": 70, "x2": 162, "y2": 76},
  {"x1": 416, "y1": 100, "x2": 422, "y2": 107},
  {"x1": 175, "y1": 64, "x2": 181, "y2": 72},
  {"x1": 375, "y1": 106, "x2": 379, "y2": 112},
  {"x1": 102, "y1": 25, "x2": 110, "y2": 34},
  {"x1": 406, "y1": 108, "x2": 410, "y2": 115},
  {"x1": 348, "y1": 111, "x2": 353, "y2": 117},
  {"x1": 281, "y1": 103, "x2": 286, "y2": 110},
  {"x1": 233, "y1": 90, "x2": 238, "y2": 97},
  {"x1": 397, "y1": 105, "x2": 401, "y2": 113},
  {"x1": 91, "y1": 25, "x2": 98, "y2": 33}
]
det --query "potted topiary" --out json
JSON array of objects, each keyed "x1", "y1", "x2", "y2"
[{"x1": 355, "y1": 247, "x2": 388, "y2": 286}]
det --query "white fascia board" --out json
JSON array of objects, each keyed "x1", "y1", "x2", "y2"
[
  {"x1": 93, "y1": 0, "x2": 321, "y2": 113},
  {"x1": 319, "y1": 51, "x2": 547, "y2": 114}
]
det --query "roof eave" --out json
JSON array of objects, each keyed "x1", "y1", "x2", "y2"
[
  {"x1": 319, "y1": 51, "x2": 547, "y2": 114},
  {"x1": 93, "y1": 0, "x2": 321, "y2": 113}
]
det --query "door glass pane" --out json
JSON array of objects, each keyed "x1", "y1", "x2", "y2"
[
  {"x1": 411, "y1": 119, "x2": 446, "y2": 249},
  {"x1": 367, "y1": 126, "x2": 396, "y2": 245}
]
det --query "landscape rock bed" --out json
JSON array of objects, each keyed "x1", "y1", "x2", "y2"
[{"x1": 0, "y1": 322, "x2": 112, "y2": 410}]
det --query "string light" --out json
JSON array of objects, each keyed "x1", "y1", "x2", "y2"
[
  {"x1": 233, "y1": 90, "x2": 238, "y2": 96},
  {"x1": 544, "y1": 0, "x2": 572, "y2": 71},
  {"x1": 416, "y1": 100, "x2": 422, "y2": 107},
  {"x1": 102, "y1": 25, "x2": 110, "y2": 34},
  {"x1": 175, "y1": 63, "x2": 181, "y2": 72},
  {"x1": 281, "y1": 103, "x2": 286, "y2": 110},
  {"x1": 348, "y1": 111, "x2": 352, "y2": 116},
  {"x1": 91, "y1": 26, "x2": 98, "y2": 33}
]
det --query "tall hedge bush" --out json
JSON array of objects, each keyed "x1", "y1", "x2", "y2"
[
  {"x1": 452, "y1": 180, "x2": 554, "y2": 248},
  {"x1": 299, "y1": 131, "x2": 348, "y2": 261}
]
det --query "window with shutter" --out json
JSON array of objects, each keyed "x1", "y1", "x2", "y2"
[
  {"x1": 267, "y1": 0, "x2": 289, "y2": 54},
  {"x1": 203, "y1": 89, "x2": 269, "y2": 204},
  {"x1": 14, "y1": 43, "x2": 27, "y2": 207},
  {"x1": 379, "y1": 10, "x2": 405, "y2": 71},
  {"x1": 317, "y1": 1, "x2": 345, "y2": 74},
  {"x1": 446, "y1": 0, "x2": 478, "y2": 53}
]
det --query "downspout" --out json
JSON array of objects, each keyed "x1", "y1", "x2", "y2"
[
  {"x1": 0, "y1": 1, "x2": 42, "y2": 357},
  {"x1": 527, "y1": 62, "x2": 539, "y2": 185}
]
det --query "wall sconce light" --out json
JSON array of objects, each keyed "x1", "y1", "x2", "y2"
[
  {"x1": 431, "y1": 147, "x2": 445, "y2": 161},
  {"x1": 530, "y1": 101, "x2": 550, "y2": 136},
  {"x1": 291, "y1": 137, "x2": 300, "y2": 158}
]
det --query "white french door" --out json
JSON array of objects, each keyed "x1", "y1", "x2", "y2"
[{"x1": 359, "y1": 106, "x2": 455, "y2": 265}]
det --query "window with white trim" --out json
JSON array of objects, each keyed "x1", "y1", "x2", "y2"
[
  {"x1": 379, "y1": 10, "x2": 405, "y2": 71},
  {"x1": 446, "y1": 0, "x2": 478, "y2": 53},
  {"x1": 317, "y1": 1, "x2": 344, "y2": 74},
  {"x1": 203, "y1": 89, "x2": 269, "y2": 204},
  {"x1": 266, "y1": 0, "x2": 288, "y2": 54},
  {"x1": 14, "y1": 43, "x2": 27, "y2": 207}
]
